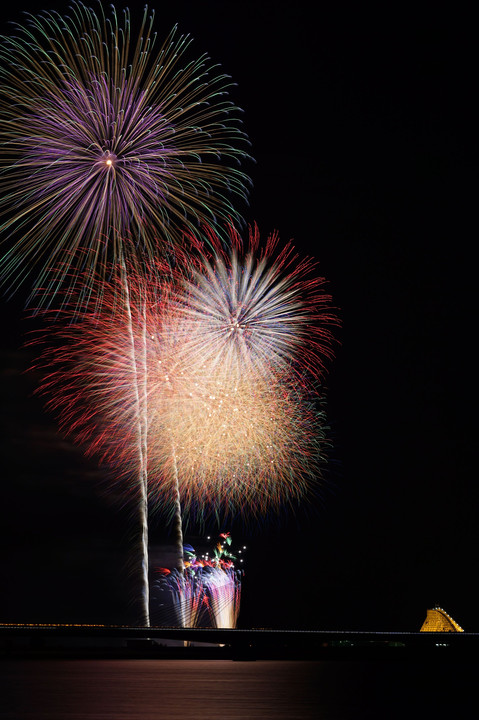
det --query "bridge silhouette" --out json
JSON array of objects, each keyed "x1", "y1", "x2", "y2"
[{"x1": 1, "y1": 624, "x2": 478, "y2": 659}]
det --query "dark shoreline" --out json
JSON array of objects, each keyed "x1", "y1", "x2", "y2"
[{"x1": 2, "y1": 625, "x2": 478, "y2": 662}]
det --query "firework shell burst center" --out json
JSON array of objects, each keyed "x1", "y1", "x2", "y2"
[{"x1": 173, "y1": 224, "x2": 338, "y2": 382}]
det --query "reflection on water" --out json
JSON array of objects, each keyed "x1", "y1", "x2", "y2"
[{"x1": 0, "y1": 658, "x2": 474, "y2": 719}]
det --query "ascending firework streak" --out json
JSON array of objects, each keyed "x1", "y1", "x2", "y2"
[
  {"x1": 0, "y1": 2, "x2": 251, "y2": 308},
  {"x1": 31, "y1": 260, "x2": 171, "y2": 626}
]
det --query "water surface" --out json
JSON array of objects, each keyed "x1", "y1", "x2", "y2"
[{"x1": 0, "y1": 658, "x2": 473, "y2": 719}]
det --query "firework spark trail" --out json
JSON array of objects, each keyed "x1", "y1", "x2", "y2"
[
  {"x1": 0, "y1": 2, "x2": 251, "y2": 308},
  {"x1": 120, "y1": 257, "x2": 150, "y2": 626},
  {"x1": 31, "y1": 258, "x2": 196, "y2": 622},
  {"x1": 170, "y1": 444, "x2": 186, "y2": 575}
]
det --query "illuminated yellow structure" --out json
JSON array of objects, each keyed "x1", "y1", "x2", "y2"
[{"x1": 420, "y1": 606, "x2": 464, "y2": 632}]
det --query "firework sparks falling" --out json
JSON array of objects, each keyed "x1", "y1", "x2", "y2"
[{"x1": 0, "y1": 2, "x2": 251, "y2": 306}]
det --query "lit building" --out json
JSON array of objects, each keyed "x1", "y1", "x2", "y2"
[{"x1": 420, "y1": 606, "x2": 464, "y2": 632}]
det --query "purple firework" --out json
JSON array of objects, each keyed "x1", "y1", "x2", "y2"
[{"x1": 0, "y1": 2, "x2": 251, "y2": 305}]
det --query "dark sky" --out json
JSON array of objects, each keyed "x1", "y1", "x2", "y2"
[{"x1": 0, "y1": 1, "x2": 476, "y2": 632}]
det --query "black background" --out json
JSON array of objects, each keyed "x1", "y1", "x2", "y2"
[{"x1": 0, "y1": 1, "x2": 476, "y2": 631}]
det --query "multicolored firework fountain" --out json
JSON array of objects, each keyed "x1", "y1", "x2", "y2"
[{"x1": 152, "y1": 534, "x2": 244, "y2": 629}]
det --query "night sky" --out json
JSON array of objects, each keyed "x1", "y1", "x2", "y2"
[{"x1": 0, "y1": 1, "x2": 476, "y2": 632}]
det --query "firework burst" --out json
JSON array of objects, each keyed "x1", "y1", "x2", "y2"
[
  {"x1": 171, "y1": 224, "x2": 338, "y2": 383},
  {"x1": 0, "y1": 2, "x2": 251, "y2": 306},
  {"x1": 147, "y1": 361, "x2": 327, "y2": 524},
  {"x1": 32, "y1": 225, "x2": 336, "y2": 525}
]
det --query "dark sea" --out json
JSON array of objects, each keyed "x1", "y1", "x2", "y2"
[{"x1": 0, "y1": 658, "x2": 475, "y2": 719}]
